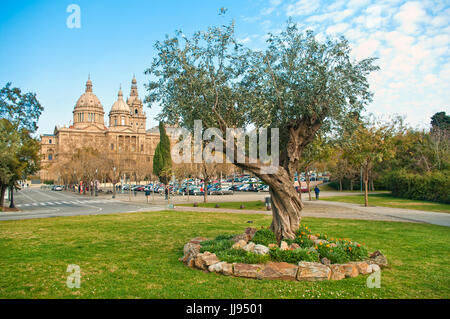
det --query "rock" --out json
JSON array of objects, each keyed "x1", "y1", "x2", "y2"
[
  {"x1": 296, "y1": 262, "x2": 331, "y2": 281},
  {"x1": 180, "y1": 242, "x2": 201, "y2": 266},
  {"x1": 308, "y1": 246, "x2": 317, "y2": 253},
  {"x1": 329, "y1": 264, "x2": 345, "y2": 280},
  {"x1": 320, "y1": 257, "x2": 331, "y2": 265},
  {"x1": 254, "y1": 244, "x2": 270, "y2": 255},
  {"x1": 369, "y1": 250, "x2": 388, "y2": 268},
  {"x1": 245, "y1": 227, "x2": 258, "y2": 240},
  {"x1": 370, "y1": 264, "x2": 381, "y2": 273},
  {"x1": 233, "y1": 263, "x2": 264, "y2": 279},
  {"x1": 232, "y1": 239, "x2": 247, "y2": 250},
  {"x1": 194, "y1": 252, "x2": 220, "y2": 270},
  {"x1": 280, "y1": 241, "x2": 289, "y2": 251},
  {"x1": 342, "y1": 263, "x2": 359, "y2": 278},
  {"x1": 308, "y1": 235, "x2": 318, "y2": 241},
  {"x1": 352, "y1": 261, "x2": 371, "y2": 275},
  {"x1": 268, "y1": 243, "x2": 278, "y2": 249},
  {"x1": 257, "y1": 262, "x2": 298, "y2": 281},
  {"x1": 189, "y1": 237, "x2": 209, "y2": 245},
  {"x1": 208, "y1": 261, "x2": 226, "y2": 273},
  {"x1": 221, "y1": 263, "x2": 233, "y2": 276},
  {"x1": 290, "y1": 243, "x2": 300, "y2": 250},
  {"x1": 329, "y1": 243, "x2": 337, "y2": 247},
  {"x1": 232, "y1": 233, "x2": 248, "y2": 243},
  {"x1": 243, "y1": 242, "x2": 256, "y2": 252}
]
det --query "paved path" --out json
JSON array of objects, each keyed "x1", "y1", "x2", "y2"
[
  {"x1": 3, "y1": 188, "x2": 449, "y2": 226},
  {"x1": 0, "y1": 188, "x2": 165, "y2": 221},
  {"x1": 174, "y1": 200, "x2": 450, "y2": 226}
]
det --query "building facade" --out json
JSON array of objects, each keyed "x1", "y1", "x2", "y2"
[{"x1": 39, "y1": 76, "x2": 166, "y2": 182}]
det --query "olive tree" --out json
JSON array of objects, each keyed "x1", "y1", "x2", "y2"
[{"x1": 145, "y1": 21, "x2": 378, "y2": 240}]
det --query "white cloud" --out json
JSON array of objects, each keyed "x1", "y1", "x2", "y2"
[
  {"x1": 326, "y1": 22, "x2": 350, "y2": 35},
  {"x1": 394, "y1": 1, "x2": 429, "y2": 34},
  {"x1": 286, "y1": 0, "x2": 320, "y2": 16}
]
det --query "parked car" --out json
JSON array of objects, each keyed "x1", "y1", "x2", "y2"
[{"x1": 54, "y1": 185, "x2": 63, "y2": 191}]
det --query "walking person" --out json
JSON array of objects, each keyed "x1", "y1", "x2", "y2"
[{"x1": 314, "y1": 185, "x2": 320, "y2": 200}]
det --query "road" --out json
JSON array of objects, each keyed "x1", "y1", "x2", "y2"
[{"x1": 0, "y1": 188, "x2": 165, "y2": 221}]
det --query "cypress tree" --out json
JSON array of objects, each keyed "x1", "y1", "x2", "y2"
[{"x1": 153, "y1": 122, "x2": 172, "y2": 185}]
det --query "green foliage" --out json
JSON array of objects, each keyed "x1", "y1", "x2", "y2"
[
  {"x1": 269, "y1": 247, "x2": 319, "y2": 263},
  {"x1": 153, "y1": 122, "x2": 172, "y2": 184},
  {"x1": 43, "y1": 180, "x2": 54, "y2": 185},
  {"x1": 315, "y1": 244, "x2": 350, "y2": 264},
  {"x1": 293, "y1": 224, "x2": 314, "y2": 248},
  {"x1": 0, "y1": 82, "x2": 43, "y2": 132},
  {"x1": 431, "y1": 111, "x2": 450, "y2": 131},
  {"x1": 252, "y1": 228, "x2": 277, "y2": 246},
  {"x1": 387, "y1": 169, "x2": 450, "y2": 204},
  {"x1": 214, "y1": 234, "x2": 236, "y2": 241},
  {"x1": 215, "y1": 249, "x2": 270, "y2": 264},
  {"x1": 199, "y1": 238, "x2": 234, "y2": 253}
]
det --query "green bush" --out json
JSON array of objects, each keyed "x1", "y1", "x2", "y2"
[
  {"x1": 216, "y1": 249, "x2": 270, "y2": 264},
  {"x1": 200, "y1": 239, "x2": 233, "y2": 254},
  {"x1": 252, "y1": 228, "x2": 277, "y2": 246},
  {"x1": 387, "y1": 169, "x2": 450, "y2": 203},
  {"x1": 269, "y1": 247, "x2": 319, "y2": 263},
  {"x1": 315, "y1": 244, "x2": 350, "y2": 264},
  {"x1": 197, "y1": 225, "x2": 370, "y2": 265}
]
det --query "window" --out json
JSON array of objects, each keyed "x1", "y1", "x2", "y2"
[
  {"x1": 114, "y1": 117, "x2": 117, "y2": 126},
  {"x1": 121, "y1": 117, "x2": 125, "y2": 125},
  {"x1": 135, "y1": 109, "x2": 138, "y2": 115},
  {"x1": 49, "y1": 139, "x2": 52, "y2": 144},
  {"x1": 111, "y1": 143, "x2": 114, "y2": 150},
  {"x1": 141, "y1": 144, "x2": 143, "y2": 152},
  {"x1": 48, "y1": 154, "x2": 53, "y2": 160}
]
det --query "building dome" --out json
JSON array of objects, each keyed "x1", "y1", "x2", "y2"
[
  {"x1": 72, "y1": 76, "x2": 105, "y2": 128},
  {"x1": 74, "y1": 77, "x2": 103, "y2": 111},
  {"x1": 110, "y1": 88, "x2": 130, "y2": 113}
]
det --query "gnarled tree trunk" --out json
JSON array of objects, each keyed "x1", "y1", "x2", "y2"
[{"x1": 268, "y1": 177, "x2": 303, "y2": 241}]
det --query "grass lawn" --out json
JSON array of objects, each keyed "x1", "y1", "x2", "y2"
[
  {"x1": 178, "y1": 200, "x2": 268, "y2": 211},
  {"x1": 0, "y1": 210, "x2": 449, "y2": 299},
  {"x1": 321, "y1": 193, "x2": 450, "y2": 213}
]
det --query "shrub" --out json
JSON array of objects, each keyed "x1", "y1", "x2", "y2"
[
  {"x1": 386, "y1": 169, "x2": 450, "y2": 203},
  {"x1": 200, "y1": 239, "x2": 233, "y2": 254},
  {"x1": 293, "y1": 224, "x2": 314, "y2": 248},
  {"x1": 216, "y1": 249, "x2": 270, "y2": 264},
  {"x1": 315, "y1": 244, "x2": 350, "y2": 264},
  {"x1": 269, "y1": 247, "x2": 319, "y2": 264},
  {"x1": 252, "y1": 228, "x2": 277, "y2": 246},
  {"x1": 214, "y1": 234, "x2": 235, "y2": 241}
]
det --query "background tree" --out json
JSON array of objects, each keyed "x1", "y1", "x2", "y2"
[
  {"x1": 298, "y1": 135, "x2": 334, "y2": 200},
  {"x1": 145, "y1": 21, "x2": 378, "y2": 240},
  {"x1": 343, "y1": 116, "x2": 398, "y2": 206},
  {"x1": 153, "y1": 122, "x2": 173, "y2": 191},
  {"x1": 0, "y1": 83, "x2": 42, "y2": 209}
]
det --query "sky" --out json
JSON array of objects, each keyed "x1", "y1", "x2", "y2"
[{"x1": 0, "y1": 0, "x2": 449, "y2": 136}]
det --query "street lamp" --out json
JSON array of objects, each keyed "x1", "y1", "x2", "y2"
[
  {"x1": 95, "y1": 168, "x2": 98, "y2": 196},
  {"x1": 112, "y1": 167, "x2": 116, "y2": 198}
]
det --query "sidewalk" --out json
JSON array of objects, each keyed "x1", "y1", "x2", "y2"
[{"x1": 110, "y1": 191, "x2": 450, "y2": 226}]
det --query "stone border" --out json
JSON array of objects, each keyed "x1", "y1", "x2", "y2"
[{"x1": 180, "y1": 230, "x2": 387, "y2": 282}]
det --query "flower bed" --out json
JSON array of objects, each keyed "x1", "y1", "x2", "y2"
[{"x1": 180, "y1": 226, "x2": 387, "y2": 281}]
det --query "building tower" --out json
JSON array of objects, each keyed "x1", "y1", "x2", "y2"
[
  {"x1": 127, "y1": 75, "x2": 146, "y2": 132},
  {"x1": 73, "y1": 76, "x2": 105, "y2": 129},
  {"x1": 109, "y1": 86, "x2": 132, "y2": 128}
]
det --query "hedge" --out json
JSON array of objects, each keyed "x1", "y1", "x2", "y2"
[{"x1": 386, "y1": 170, "x2": 450, "y2": 204}]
